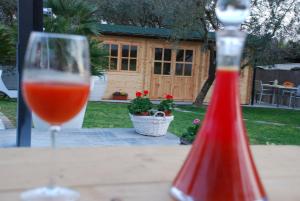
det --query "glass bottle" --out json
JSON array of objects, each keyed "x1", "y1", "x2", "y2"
[{"x1": 170, "y1": 1, "x2": 267, "y2": 200}]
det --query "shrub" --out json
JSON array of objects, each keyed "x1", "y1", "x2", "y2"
[
  {"x1": 180, "y1": 119, "x2": 201, "y2": 144},
  {"x1": 44, "y1": 0, "x2": 109, "y2": 76}
]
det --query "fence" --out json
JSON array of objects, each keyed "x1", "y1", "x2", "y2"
[
  {"x1": 256, "y1": 68, "x2": 300, "y2": 86},
  {"x1": 254, "y1": 68, "x2": 300, "y2": 107}
]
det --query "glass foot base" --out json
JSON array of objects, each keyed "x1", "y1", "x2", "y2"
[
  {"x1": 21, "y1": 186, "x2": 80, "y2": 201},
  {"x1": 170, "y1": 187, "x2": 194, "y2": 201}
]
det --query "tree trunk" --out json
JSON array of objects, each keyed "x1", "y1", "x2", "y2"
[{"x1": 193, "y1": 45, "x2": 216, "y2": 107}]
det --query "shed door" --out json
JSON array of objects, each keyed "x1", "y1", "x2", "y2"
[{"x1": 150, "y1": 48, "x2": 195, "y2": 100}]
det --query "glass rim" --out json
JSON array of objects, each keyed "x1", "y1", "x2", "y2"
[{"x1": 30, "y1": 31, "x2": 87, "y2": 41}]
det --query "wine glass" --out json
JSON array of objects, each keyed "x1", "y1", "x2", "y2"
[{"x1": 21, "y1": 32, "x2": 90, "y2": 201}]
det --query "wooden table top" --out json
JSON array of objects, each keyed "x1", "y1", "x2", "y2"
[{"x1": 0, "y1": 145, "x2": 299, "y2": 201}]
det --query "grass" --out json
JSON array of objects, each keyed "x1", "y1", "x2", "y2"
[
  {"x1": 0, "y1": 98, "x2": 17, "y2": 126},
  {"x1": 1, "y1": 99, "x2": 300, "y2": 145}
]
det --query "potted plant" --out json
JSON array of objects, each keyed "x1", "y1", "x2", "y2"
[
  {"x1": 89, "y1": 40, "x2": 109, "y2": 101},
  {"x1": 180, "y1": 118, "x2": 201, "y2": 145},
  {"x1": 113, "y1": 91, "x2": 128, "y2": 100},
  {"x1": 157, "y1": 94, "x2": 175, "y2": 116},
  {"x1": 128, "y1": 90, "x2": 174, "y2": 136},
  {"x1": 128, "y1": 90, "x2": 152, "y2": 115}
]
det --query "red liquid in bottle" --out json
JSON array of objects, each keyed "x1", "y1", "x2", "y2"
[
  {"x1": 171, "y1": 68, "x2": 267, "y2": 201},
  {"x1": 23, "y1": 81, "x2": 90, "y2": 125}
]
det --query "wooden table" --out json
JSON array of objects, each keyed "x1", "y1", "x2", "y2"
[
  {"x1": 0, "y1": 146, "x2": 299, "y2": 201},
  {"x1": 262, "y1": 84, "x2": 297, "y2": 107}
]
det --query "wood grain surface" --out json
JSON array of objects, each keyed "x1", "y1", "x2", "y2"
[{"x1": 0, "y1": 145, "x2": 299, "y2": 201}]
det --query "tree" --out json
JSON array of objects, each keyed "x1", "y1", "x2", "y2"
[
  {"x1": 0, "y1": 0, "x2": 17, "y2": 66},
  {"x1": 0, "y1": 0, "x2": 17, "y2": 25},
  {"x1": 1, "y1": 0, "x2": 299, "y2": 95},
  {"x1": 0, "y1": 0, "x2": 108, "y2": 73},
  {"x1": 155, "y1": 0, "x2": 300, "y2": 106},
  {"x1": 89, "y1": 0, "x2": 164, "y2": 27},
  {"x1": 91, "y1": 0, "x2": 299, "y2": 106},
  {"x1": 0, "y1": 23, "x2": 16, "y2": 65},
  {"x1": 242, "y1": 0, "x2": 300, "y2": 67},
  {"x1": 44, "y1": 0, "x2": 108, "y2": 75},
  {"x1": 45, "y1": 0, "x2": 100, "y2": 35}
]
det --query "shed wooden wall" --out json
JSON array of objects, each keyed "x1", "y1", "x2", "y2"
[
  {"x1": 99, "y1": 35, "x2": 253, "y2": 104},
  {"x1": 203, "y1": 66, "x2": 253, "y2": 104},
  {"x1": 99, "y1": 36, "x2": 145, "y2": 100}
]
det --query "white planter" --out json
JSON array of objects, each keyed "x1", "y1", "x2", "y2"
[
  {"x1": 89, "y1": 74, "x2": 108, "y2": 101},
  {"x1": 129, "y1": 111, "x2": 174, "y2": 137},
  {"x1": 33, "y1": 103, "x2": 88, "y2": 130}
]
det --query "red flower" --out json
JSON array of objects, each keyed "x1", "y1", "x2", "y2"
[
  {"x1": 143, "y1": 90, "x2": 149, "y2": 96},
  {"x1": 166, "y1": 94, "x2": 173, "y2": 100},
  {"x1": 136, "y1": 91, "x2": 142, "y2": 97}
]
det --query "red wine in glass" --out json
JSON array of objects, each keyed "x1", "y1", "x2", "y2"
[{"x1": 23, "y1": 81, "x2": 89, "y2": 125}]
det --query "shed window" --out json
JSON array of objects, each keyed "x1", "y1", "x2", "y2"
[
  {"x1": 105, "y1": 43, "x2": 138, "y2": 72},
  {"x1": 154, "y1": 48, "x2": 172, "y2": 75},
  {"x1": 106, "y1": 43, "x2": 119, "y2": 71},
  {"x1": 121, "y1": 45, "x2": 137, "y2": 71},
  {"x1": 175, "y1": 49, "x2": 193, "y2": 76}
]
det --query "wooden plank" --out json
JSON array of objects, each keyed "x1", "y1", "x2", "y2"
[
  {"x1": 0, "y1": 182, "x2": 174, "y2": 201},
  {"x1": 192, "y1": 46, "x2": 201, "y2": 100},
  {"x1": 104, "y1": 72, "x2": 144, "y2": 99},
  {"x1": 246, "y1": 65, "x2": 254, "y2": 104},
  {"x1": 0, "y1": 146, "x2": 299, "y2": 200},
  {"x1": 0, "y1": 147, "x2": 186, "y2": 190},
  {"x1": 141, "y1": 40, "x2": 148, "y2": 90},
  {"x1": 148, "y1": 44, "x2": 197, "y2": 101}
]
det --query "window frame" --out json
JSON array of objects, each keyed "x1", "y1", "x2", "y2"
[
  {"x1": 153, "y1": 48, "x2": 172, "y2": 76},
  {"x1": 120, "y1": 44, "x2": 138, "y2": 72},
  {"x1": 106, "y1": 44, "x2": 119, "y2": 71},
  {"x1": 152, "y1": 47, "x2": 195, "y2": 77},
  {"x1": 104, "y1": 42, "x2": 139, "y2": 72},
  {"x1": 175, "y1": 49, "x2": 194, "y2": 77}
]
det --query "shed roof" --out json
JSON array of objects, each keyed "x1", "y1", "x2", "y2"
[{"x1": 98, "y1": 24, "x2": 215, "y2": 41}]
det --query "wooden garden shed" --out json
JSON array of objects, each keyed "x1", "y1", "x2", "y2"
[{"x1": 98, "y1": 24, "x2": 253, "y2": 104}]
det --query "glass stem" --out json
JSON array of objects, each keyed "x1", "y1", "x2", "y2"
[{"x1": 49, "y1": 125, "x2": 61, "y2": 188}]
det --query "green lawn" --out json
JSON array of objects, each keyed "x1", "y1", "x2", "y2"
[
  {"x1": 0, "y1": 99, "x2": 17, "y2": 126},
  {"x1": 1, "y1": 99, "x2": 300, "y2": 145}
]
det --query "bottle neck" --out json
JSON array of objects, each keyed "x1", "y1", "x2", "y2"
[
  {"x1": 217, "y1": 66, "x2": 239, "y2": 72},
  {"x1": 216, "y1": 29, "x2": 246, "y2": 71}
]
